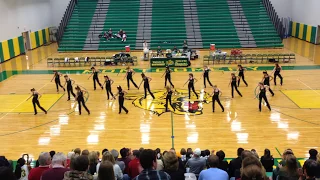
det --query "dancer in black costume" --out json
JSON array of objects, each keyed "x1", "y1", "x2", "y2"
[
  {"x1": 184, "y1": 73, "x2": 199, "y2": 99},
  {"x1": 88, "y1": 67, "x2": 103, "y2": 90},
  {"x1": 124, "y1": 66, "x2": 139, "y2": 90},
  {"x1": 271, "y1": 63, "x2": 283, "y2": 86},
  {"x1": 28, "y1": 88, "x2": 47, "y2": 115},
  {"x1": 237, "y1": 65, "x2": 248, "y2": 87},
  {"x1": 75, "y1": 86, "x2": 90, "y2": 115},
  {"x1": 113, "y1": 86, "x2": 129, "y2": 114},
  {"x1": 229, "y1": 73, "x2": 242, "y2": 98},
  {"x1": 103, "y1": 75, "x2": 114, "y2": 100},
  {"x1": 139, "y1": 73, "x2": 155, "y2": 99},
  {"x1": 51, "y1": 71, "x2": 65, "y2": 92},
  {"x1": 261, "y1": 71, "x2": 274, "y2": 96},
  {"x1": 202, "y1": 65, "x2": 213, "y2": 88},
  {"x1": 211, "y1": 85, "x2": 224, "y2": 112},
  {"x1": 256, "y1": 82, "x2": 271, "y2": 112},
  {"x1": 63, "y1": 75, "x2": 76, "y2": 101},
  {"x1": 162, "y1": 66, "x2": 174, "y2": 88},
  {"x1": 164, "y1": 86, "x2": 175, "y2": 112}
]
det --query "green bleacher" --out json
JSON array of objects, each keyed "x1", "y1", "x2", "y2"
[{"x1": 240, "y1": 0, "x2": 283, "y2": 48}]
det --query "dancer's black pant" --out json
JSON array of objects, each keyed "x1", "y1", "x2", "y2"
[
  {"x1": 144, "y1": 84, "x2": 155, "y2": 99},
  {"x1": 32, "y1": 100, "x2": 46, "y2": 114},
  {"x1": 265, "y1": 83, "x2": 275, "y2": 96},
  {"x1": 165, "y1": 75, "x2": 174, "y2": 87},
  {"x1": 204, "y1": 75, "x2": 213, "y2": 88},
  {"x1": 231, "y1": 83, "x2": 242, "y2": 98},
  {"x1": 237, "y1": 75, "x2": 248, "y2": 86},
  {"x1": 188, "y1": 85, "x2": 199, "y2": 99},
  {"x1": 165, "y1": 96, "x2": 174, "y2": 111},
  {"x1": 93, "y1": 77, "x2": 102, "y2": 89},
  {"x1": 259, "y1": 94, "x2": 271, "y2": 111},
  {"x1": 67, "y1": 87, "x2": 76, "y2": 100},
  {"x1": 119, "y1": 97, "x2": 128, "y2": 113},
  {"x1": 212, "y1": 95, "x2": 224, "y2": 112},
  {"x1": 55, "y1": 80, "x2": 64, "y2": 91},
  {"x1": 274, "y1": 73, "x2": 283, "y2": 85},
  {"x1": 106, "y1": 86, "x2": 114, "y2": 99},
  {"x1": 127, "y1": 77, "x2": 138, "y2": 89},
  {"x1": 77, "y1": 98, "x2": 90, "y2": 114}
]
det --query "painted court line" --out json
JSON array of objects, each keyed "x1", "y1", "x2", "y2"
[{"x1": 296, "y1": 79, "x2": 320, "y2": 96}]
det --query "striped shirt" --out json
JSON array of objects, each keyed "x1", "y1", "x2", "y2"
[{"x1": 134, "y1": 168, "x2": 171, "y2": 180}]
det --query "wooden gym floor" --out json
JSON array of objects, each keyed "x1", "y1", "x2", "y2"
[{"x1": 0, "y1": 37, "x2": 319, "y2": 160}]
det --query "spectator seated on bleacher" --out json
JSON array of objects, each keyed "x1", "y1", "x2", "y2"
[
  {"x1": 157, "y1": 46, "x2": 163, "y2": 57},
  {"x1": 64, "y1": 57, "x2": 69, "y2": 63},
  {"x1": 108, "y1": 28, "x2": 113, "y2": 39},
  {"x1": 121, "y1": 32, "x2": 127, "y2": 42},
  {"x1": 183, "y1": 40, "x2": 188, "y2": 52},
  {"x1": 172, "y1": 46, "x2": 178, "y2": 54},
  {"x1": 143, "y1": 41, "x2": 149, "y2": 59},
  {"x1": 116, "y1": 29, "x2": 124, "y2": 39},
  {"x1": 175, "y1": 50, "x2": 182, "y2": 57},
  {"x1": 75, "y1": 57, "x2": 79, "y2": 62}
]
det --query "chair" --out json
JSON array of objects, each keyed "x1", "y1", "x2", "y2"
[
  {"x1": 203, "y1": 55, "x2": 209, "y2": 65},
  {"x1": 251, "y1": 54, "x2": 257, "y2": 63},
  {"x1": 245, "y1": 54, "x2": 252, "y2": 63},
  {"x1": 256, "y1": 54, "x2": 263, "y2": 63},
  {"x1": 47, "y1": 58, "x2": 53, "y2": 66},
  {"x1": 289, "y1": 54, "x2": 296, "y2": 63}
]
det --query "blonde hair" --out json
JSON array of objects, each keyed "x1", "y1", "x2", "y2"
[
  {"x1": 88, "y1": 151, "x2": 98, "y2": 164},
  {"x1": 102, "y1": 151, "x2": 115, "y2": 164},
  {"x1": 163, "y1": 151, "x2": 179, "y2": 171}
]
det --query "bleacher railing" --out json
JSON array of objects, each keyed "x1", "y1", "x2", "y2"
[
  {"x1": 262, "y1": 0, "x2": 285, "y2": 39},
  {"x1": 57, "y1": 0, "x2": 76, "y2": 45}
]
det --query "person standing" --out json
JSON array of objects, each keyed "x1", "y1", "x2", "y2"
[
  {"x1": 140, "y1": 73, "x2": 155, "y2": 99},
  {"x1": 211, "y1": 85, "x2": 224, "y2": 112},
  {"x1": 261, "y1": 71, "x2": 275, "y2": 96},
  {"x1": 237, "y1": 65, "x2": 248, "y2": 87},
  {"x1": 272, "y1": 63, "x2": 283, "y2": 86},
  {"x1": 124, "y1": 66, "x2": 139, "y2": 90},
  {"x1": 256, "y1": 82, "x2": 271, "y2": 112},
  {"x1": 203, "y1": 66, "x2": 213, "y2": 88},
  {"x1": 28, "y1": 88, "x2": 47, "y2": 115},
  {"x1": 184, "y1": 73, "x2": 199, "y2": 99},
  {"x1": 229, "y1": 73, "x2": 242, "y2": 98},
  {"x1": 103, "y1": 75, "x2": 114, "y2": 100},
  {"x1": 113, "y1": 86, "x2": 129, "y2": 114},
  {"x1": 63, "y1": 75, "x2": 76, "y2": 101},
  {"x1": 164, "y1": 86, "x2": 175, "y2": 112},
  {"x1": 75, "y1": 86, "x2": 90, "y2": 115},
  {"x1": 51, "y1": 71, "x2": 65, "y2": 92},
  {"x1": 89, "y1": 67, "x2": 103, "y2": 90},
  {"x1": 163, "y1": 66, "x2": 174, "y2": 88}
]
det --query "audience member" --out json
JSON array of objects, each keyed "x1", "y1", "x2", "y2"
[
  {"x1": 96, "y1": 151, "x2": 100, "y2": 162},
  {"x1": 118, "y1": 148, "x2": 131, "y2": 174},
  {"x1": 63, "y1": 155, "x2": 93, "y2": 180},
  {"x1": 110, "y1": 149, "x2": 125, "y2": 173},
  {"x1": 28, "y1": 152, "x2": 51, "y2": 180},
  {"x1": 14, "y1": 158, "x2": 29, "y2": 180},
  {"x1": 81, "y1": 150, "x2": 89, "y2": 156},
  {"x1": 97, "y1": 161, "x2": 115, "y2": 180},
  {"x1": 122, "y1": 32, "x2": 127, "y2": 42},
  {"x1": 228, "y1": 147, "x2": 244, "y2": 177},
  {"x1": 128, "y1": 150, "x2": 142, "y2": 179},
  {"x1": 316, "y1": 153, "x2": 320, "y2": 179},
  {"x1": 97, "y1": 151, "x2": 123, "y2": 180},
  {"x1": 157, "y1": 46, "x2": 163, "y2": 57},
  {"x1": 251, "y1": 149, "x2": 259, "y2": 159},
  {"x1": 88, "y1": 151, "x2": 98, "y2": 175},
  {"x1": 0, "y1": 166, "x2": 16, "y2": 180},
  {"x1": 180, "y1": 148, "x2": 187, "y2": 162},
  {"x1": 134, "y1": 149, "x2": 170, "y2": 180},
  {"x1": 277, "y1": 154, "x2": 300, "y2": 180},
  {"x1": 186, "y1": 148, "x2": 193, "y2": 161},
  {"x1": 182, "y1": 40, "x2": 188, "y2": 52},
  {"x1": 302, "y1": 159, "x2": 318, "y2": 180},
  {"x1": 107, "y1": 28, "x2": 113, "y2": 39},
  {"x1": 49, "y1": 151, "x2": 56, "y2": 159},
  {"x1": 69, "y1": 154, "x2": 79, "y2": 170},
  {"x1": 199, "y1": 155, "x2": 228, "y2": 180},
  {"x1": 143, "y1": 41, "x2": 149, "y2": 58},
  {"x1": 117, "y1": 29, "x2": 124, "y2": 39},
  {"x1": 102, "y1": 149, "x2": 109, "y2": 156},
  {"x1": 168, "y1": 148, "x2": 185, "y2": 171},
  {"x1": 261, "y1": 148, "x2": 274, "y2": 172},
  {"x1": 74, "y1": 148, "x2": 81, "y2": 155},
  {"x1": 172, "y1": 46, "x2": 178, "y2": 53},
  {"x1": 241, "y1": 165, "x2": 268, "y2": 180},
  {"x1": 216, "y1": 150, "x2": 228, "y2": 172},
  {"x1": 186, "y1": 148, "x2": 206, "y2": 175},
  {"x1": 41, "y1": 152, "x2": 69, "y2": 180},
  {"x1": 163, "y1": 151, "x2": 184, "y2": 180},
  {"x1": 309, "y1": 149, "x2": 318, "y2": 161},
  {"x1": 0, "y1": 156, "x2": 10, "y2": 167},
  {"x1": 154, "y1": 148, "x2": 164, "y2": 171}
]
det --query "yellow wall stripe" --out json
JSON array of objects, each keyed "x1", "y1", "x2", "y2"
[
  {"x1": 45, "y1": 28, "x2": 50, "y2": 43},
  {"x1": 306, "y1": 25, "x2": 312, "y2": 42},
  {"x1": 38, "y1": 30, "x2": 43, "y2": 45},
  {"x1": 13, "y1": 38, "x2": 20, "y2": 56},
  {"x1": 298, "y1": 23, "x2": 304, "y2": 39},
  {"x1": 292, "y1": 22, "x2": 297, "y2": 36},
  {"x1": 2, "y1": 40, "x2": 10, "y2": 60},
  {"x1": 30, "y1": 32, "x2": 37, "y2": 49}
]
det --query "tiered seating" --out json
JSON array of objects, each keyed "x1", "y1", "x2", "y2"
[
  {"x1": 149, "y1": 0, "x2": 187, "y2": 49},
  {"x1": 58, "y1": 1, "x2": 98, "y2": 51},
  {"x1": 240, "y1": 0, "x2": 283, "y2": 48},
  {"x1": 196, "y1": 0, "x2": 241, "y2": 49}
]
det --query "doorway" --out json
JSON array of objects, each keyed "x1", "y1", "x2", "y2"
[
  {"x1": 316, "y1": 25, "x2": 320, "y2": 44},
  {"x1": 22, "y1": 31, "x2": 31, "y2": 51}
]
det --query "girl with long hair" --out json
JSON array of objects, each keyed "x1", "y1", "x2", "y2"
[{"x1": 75, "y1": 86, "x2": 90, "y2": 115}]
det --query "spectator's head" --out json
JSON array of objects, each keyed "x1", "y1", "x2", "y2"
[
  {"x1": 52, "y1": 152, "x2": 67, "y2": 167},
  {"x1": 193, "y1": 148, "x2": 201, "y2": 158},
  {"x1": 163, "y1": 151, "x2": 168, "y2": 156},
  {"x1": 102, "y1": 149, "x2": 109, "y2": 156},
  {"x1": 216, "y1": 150, "x2": 225, "y2": 161},
  {"x1": 186, "y1": 148, "x2": 193, "y2": 158},
  {"x1": 282, "y1": 149, "x2": 294, "y2": 160},
  {"x1": 49, "y1": 151, "x2": 56, "y2": 159},
  {"x1": 96, "y1": 151, "x2": 100, "y2": 159},
  {"x1": 180, "y1": 148, "x2": 186, "y2": 156},
  {"x1": 132, "y1": 150, "x2": 140, "y2": 159},
  {"x1": 102, "y1": 151, "x2": 115, "y2": 165},
  {"x1": 163, "y1": 151, "x2": 179, "y2": 172},
  {"x1": 120, "y1": 148, "x2": 128, "y2": 158},
  {"x1": 0, "y1": 167, "x2": 16, "y2": 180},
  {"x1": 204, "y1": 149, "x2": 210, "y2": 157},
  {"x1": 242, "y1": 156, "x2": 263, "y2": 169},
  {"x1": 241, "y1": 150, "x2": 253, "y2": 160},
  {"x1": 264, "y1": 149, "x2": 271, "y2": 158},
  {"x1": 251, "y1": 149, "x2": 259, "y2": 159},
  {"x1": 155, "y1": 148, "x2": 161, "y2": 159},
  {"x1": 169, "y1": 148, "x2": 176, "y2": 154},
  {"x1": 207, "y1": 155, "x2": 220, "y2": 168},
  {"x1": 70, "y1": 154, "x2": 79, "y2": 170},
  {"x1": 309, "y1": 149, "x2": 318, "y2": 160},
  {"x1": 74, "y1": 155, "x2": 89, "y2": 172},
  {"x1": 98, "y1": 161, "x2": 115, "y2": 180},
  {"x1": 81, "y1": 149, "x2": 89, "y2": 156},
  {"x1": 110, "y1": 149, "x2": 119, "y2": 160},
  {"x1": 74, "y1": 148, "x2": 81, "y2": 155},
  {"x1": 38, "y1": 152, "x2": 51, "y2": 166},
  {"x1": 237, "y1": 148, "x2": 244, "y2": 157},
  {"x1": 67, "y1": 152, "x2": 75, "y2": 160},
  {"x1": 241, "y1": 165, "x2": 266, "y2": 180},
  {"x1": 284, "y1": 154, "x2": 298, "y2": 173},
  {"x1": 140, "y1": 149, "x2": 157, "y2": 169},
  {"x1": 139, "y1": 147, "x2": 144, "y2": 152},
  {"x1": 0, "y1": 156, "x2": 9, "y2": 167},
  {"x1": 303, "y1": 159, "x2": 318, "y2": 178},
  {"x1": 88, "y1": 151, "x2": 98, "y2": 165},
  {"x1": 14, "y1": 158, "x2": 26, "y2": 179}
]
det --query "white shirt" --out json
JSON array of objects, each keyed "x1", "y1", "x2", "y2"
[
  {"x1": 19, "y1": 165, "x2": 29, "y2": 180},
  {"x1": 96, "y1": 163, "x2": 123, "y2": 180},
  {"x1": 143, "y1": 42, "x2": 148, "y2": 49}
]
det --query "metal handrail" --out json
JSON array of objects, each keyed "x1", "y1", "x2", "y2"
[{"x1": 57, "y1": 0, "x2": 76, "y2": 45}]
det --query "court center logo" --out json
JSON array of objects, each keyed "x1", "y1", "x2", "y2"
[{"x1": 125, "y1": 89, "x2": 212, "y2": 116}]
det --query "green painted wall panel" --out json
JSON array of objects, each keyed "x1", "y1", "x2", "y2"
[
  {"x1": 42, "y1": 29, "x2": 47, "y2": 44},
  {"x1": 35, "y1": 31, "x2": 40, "y2": 47},
  {"x1": 0, "y1": 42, "x2": 4, "y2": 63},
  {"x1": 303, "y1": 24, "x2": 307, "y2": 41},
  {"x1": 7, "y1": 39, "x2": 15, "y2": 58},
  {"x1": 311, "y1": 27, "x2": 317, "y2": 44},
  {"x1": 295, "y1": 23, "x2": 299, "y2": 37},
  {"x1": 18, "y1": 36, "x2": 25, "y2": 54}
]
